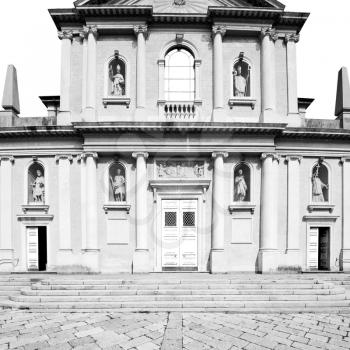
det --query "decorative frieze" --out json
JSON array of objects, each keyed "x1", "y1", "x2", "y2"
[{"x1": 156, "y1": 160, "x2": 205, "y2": 179}]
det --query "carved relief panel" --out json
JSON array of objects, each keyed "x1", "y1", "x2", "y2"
[{"x1": 156, "y1": 160, "x2": 205, "y2": 179}]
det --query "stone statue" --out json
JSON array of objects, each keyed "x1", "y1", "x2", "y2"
[
  {"x1": 234, "y1": 169, "x2": 248, "y2": 202},
  {"x1": 110, "y1": 64, "x2": 125, "y2": 96},
  {"x1": 312, "y1": 165, "x2": 328, "y2": 202},
  {"x1": 32, "y1": 170, "x2": 45, "y2": 203},
  {"x1": 110, "y1": 169, "x2": 126, "y2": 202},
  {"x1": 174, "y1": 0, "x2": 186, "y2": 5},
  {"x1": 233, "y1": 65, "x2": 248, "y2": 97}
]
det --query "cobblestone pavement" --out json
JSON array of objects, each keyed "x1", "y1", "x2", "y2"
[{"x1": 2, "y1": 311, "x2": 350, "y2": 350}]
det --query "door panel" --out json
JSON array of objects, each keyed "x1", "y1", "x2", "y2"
[
  {"x1": 27, "y1": 227, "x2": 39, "y2": 271},
  {"x1": 162, "y1": 199, "x2": 198, "y2": 269},
  {"x1": 307, "y1": 227, "x2": 319, "y2": 270},
  {"x1": 319, "y1": 228, "x2": 330, "y2": 271}
]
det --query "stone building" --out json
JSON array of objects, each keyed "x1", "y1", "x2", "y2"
[{"x1": 1, "y1": 0, "x2": 350, "y2": 274}]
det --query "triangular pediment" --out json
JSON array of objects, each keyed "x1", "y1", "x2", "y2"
[{"x1": 74, "y1": 0, "x2": 285, "y2": 10}]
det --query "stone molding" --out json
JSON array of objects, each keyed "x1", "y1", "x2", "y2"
[
  {"x1": 132, "y1": 152, "x2": 149, "y2": 159},
  {"x1": 212, "y1": 25, "x2": 227, "y2": 38},
  {"x1": 212, "y1": 151, "x2": 228, "y2": 159},
  {"x1": 284, "y1": 33, "x2": 300, "y2": 44},
  {"x1": 0, "y1": 155, "x2": 15, "y2": 163},
  {"x1": 261, "y1": 153, "x2": 280, "y2": 162},
  {"x1": 58, "y1": 30, "x2": 73, "y2": 41},
  {"x1": 55, "y1": 154, "x2": 73, "y2": 163},
  {"x1": 261, "y1": 28, "x2": 278, "y2": 42},
  {"x1": 285, "y1": 155, "x2": 303, "y2": 163},
  {"x1": 134, "y1": 24, "x2": 148, "y2": 37}
]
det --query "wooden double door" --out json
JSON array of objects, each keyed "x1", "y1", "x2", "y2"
[
  {"x1": 161, "y1": 199, "x2": 198, "y2": 271},
  {"x1": 307, "y1": 227, "x2": 330, "y2": 271}
]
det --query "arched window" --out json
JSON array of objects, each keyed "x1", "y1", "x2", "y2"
[
  {"x1": 234, "y1": 163, "x2": 251, "y2": 202},
  {"x1": 312, "y1": 163, "x2": 329, "y2": 203},
  {"x1": 28, "y1": 163, "x2": 45, "y2": 204},
  {"x1": 165, "y1": 48, "x2": 195, "y2": 101},
  {"x1": 108, "y1": 54, "x2": 126, "y2": 97},
  {"x1": 233, "y1": 59, "x2": 251, "y2": 97},
  {"x1": 109, "y1": 162, "x2": 126, "y2": 202}
]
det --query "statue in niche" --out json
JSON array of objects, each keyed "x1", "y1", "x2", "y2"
[
  {"x1": 233, "y1": 60, "x2": 251, "y2": 97},
  {"x1": 234, "y1": 169, "x2": 248, "y2": 202},
  {"x1": 32, "y1": 169, "x2": 45, "y2": 203},
  {"x1": 110, "y1": 166, "x2": 126, "y2": 202},
  {"x1": 312, "y1": 164, "x2": 328, "y2": 202},
  {"x1": 110, "y1": 64, "x2": 125, "y2": 96}
]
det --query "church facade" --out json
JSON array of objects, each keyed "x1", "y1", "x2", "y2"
[{"x1": 1, "y1": 0, "x2": 350, "y2": 274}]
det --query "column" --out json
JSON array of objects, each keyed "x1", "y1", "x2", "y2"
[
  {"x1": 0, "y1": 156, "x2": 14, "y2": 272},
  {"x1": 261, "y1": 28, "x2": 278, "y2": 122},
  {"x1": 83, "y1": 25, "x2": 98, "y2": 121},
  {"x1": 211, "y1": 151, "x2": 228, "y2": 273},
  {"x1": 132, "y1": 152, "x2": 150, "y2": 273},
  {"x1": 82, "y1": 152, "x2": 99, "y2": 271},
  {"x1": 259, "y1": 153, "x2": 280, "y2": 272},
  {"x1": 286, "y1": 155, "x2": 302, "y2": 265},
  {"x1": 80, "y1": 30, "x2": 88, "y2": 111},
  {"x1": 341, "y1": 158, "x2": 350, "y2": 271},
  {"x1": 285, "y1": 34, "x2": 300, "y2": 124},
  {"x1": 212, "y1": 25, "x2": 226, "y2": 116},
  {"x1": 194, "y1": 59, "x2": 202, "y2": 101},
  {"x1": 55, "y1": 155, "x2": 73, "y2": 263},
  {"x1": 58, "y1": 30, "x2": 73, "y2": 125},
  {"x1": 134, "y1": 25, "x2": 148, "y2": 113}
]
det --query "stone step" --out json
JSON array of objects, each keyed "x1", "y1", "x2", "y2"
[
  {"x1": 31, "y1": 283, "x2": 334, "y2": 290},
  {"x1": 11, "y1": 293, "x2": 346, "y2": 303},
  {"x1": 0, "y1": 285, "x2": 31, "y2": 290},
  {"x1": 21, "y1": 286, "x2": 345, "y2": 296}
]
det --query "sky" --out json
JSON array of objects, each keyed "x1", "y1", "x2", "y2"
[{"x1": 0, "y1": 0, "x2": 349, "y2": 119}]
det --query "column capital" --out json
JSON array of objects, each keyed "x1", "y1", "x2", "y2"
[
  {"x1": 83, "y1": 25, "x2": 98, "y2": 38},
  {"x1": 261, "y1": 153, "x2": 280, "y2": 162},
  {"x1": 285, "y1": 155, "x2": 303, "y2": 163},
  {"x1": 284, "y1": 33, "x2": 300, "y2": 44},
  {"x1": 58, "y1": 30, "x2": 73, "y2": 41},
  {"x1": 79, "y1": 152, "x2": 98, "y2": 161},
  {"x1": 55, "y1": 154, "x2": 74, "y2": 163},
  {"x1": 212, "y1": 25, "x2": 227, "y2": 38},
  {"x1": 340, "y1": 157, "x2": 350, "y2": 164},
  {"x1": 132, "y1": 152, "x2": 149, "y2": 159},
  {"x1": 261, "y1": 28, "x2": 278, "y2": 42},
  {"x1": 212, "y1": 151, "x2": 228, "y2": 159},
  {"x1": 134, "y1": 24, "x2": 148, "y2": 37},
  {"x1": 0, "y1": 155, "x2": 15, "y2": 163}
]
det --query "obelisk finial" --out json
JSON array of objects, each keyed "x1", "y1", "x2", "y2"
[{"x1": 2, "y1": 65, "x2": 20, "y2": 114}]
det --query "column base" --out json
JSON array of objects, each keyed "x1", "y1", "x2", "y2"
[
  {"x1": 56, "y1": 249, "x2": 75, "y2": 267},
  {"x1": 82, "y1": 249, "x2": 100, "y2": 273},
  {"x1": 133, "y1": 250, "x2": 151, "y2": 273},
  {"x1": 284, "y1": 249, "x2": 302, "y2": 269},
  {"x1": 210, "y1": 250, "x2": 226, "y2": 274},
  {"x1": 0, "y1": 249, "x2": 14, "y2": 272},
  {"x1": 211, "y1": 108, "x2": 226, "y2": 122},
  {"x1": 57, "y1": 111, "x2": 71, "y2": 125},
  {"x1": 341, "y1": 249, "x2": 350, "y2": 271},
  {"x1": 258, "y1": 249, "x2": 279, "y2": 273},
  {"x1": 82, "y1": 107, "x2": 96, "y2": 122}
]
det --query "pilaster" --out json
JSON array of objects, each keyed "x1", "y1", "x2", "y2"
[
  {"x1": 341, "y1": 157, "x2": 350, "y2": 271},
  {"x1": 0, "y1": 155, "x2": 15, "y2": 272}
]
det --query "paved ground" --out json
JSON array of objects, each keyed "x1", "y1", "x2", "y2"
[{"x1": 2, "y1": 311, "x2": 350, "y2": 349}]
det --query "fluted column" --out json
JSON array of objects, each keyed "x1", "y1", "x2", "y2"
[
  {"x1": 55, "y1": 155, "x2": 73, "y2": 262},
  {"x1": 211, "y1": 151, "x2": 228, "y2": 273},
  {"x1": 81, "y1": 152, "x2": 99, "y2": 271},
  {"x1": 134, "y1": 25, "x2": 148, "y2": 111},
  {"x1": 261, "y1": 28, "x2": 278, "y2": 122},
  {"x1": 58, "y1": 30, "x2": 73, "y2": 125},
  {"x1": 212, "y1": 25, "x2": 226, "y2": 114},
  {"x1": 259, "y1": 153, "x2": 280, "y2": 272},
  {"x1": 286, "y1": 155, "x2": 302, "y2": 265},
  {"x1": 0, "y1": 156, "x2": 14, "y2": 272},
  {"x1": 285, "y1": 34, "x2": 300, "y2": 122},
  {"x1": 83, "y1": 25, "x2": 98, "y2": 121},
  {"x1": 341, "y1": 158, "x2": 350, "y2": 271},
  {"x1": 132, "y1": 152, "x2": 150, "y2": 273}
]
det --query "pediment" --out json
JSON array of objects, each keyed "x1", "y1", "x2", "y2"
[{"x1": 74, "y1": 0, "x2": 285, "y2": 11}]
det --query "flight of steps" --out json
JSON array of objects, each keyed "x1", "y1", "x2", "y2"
[
  {"x1": 6, "y1": 275, "x2": 350, "y2": 313},
  {"x1": 0, "y1": 276, "x2": 33, "y2": 309}
]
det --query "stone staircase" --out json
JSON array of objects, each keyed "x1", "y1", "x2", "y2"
[
  {"x1": 0, "y1": 275, "x2": 33, "y2": 308},
  {"x1": 4, "y1": 274, "x2": 350, "y2": 313}
]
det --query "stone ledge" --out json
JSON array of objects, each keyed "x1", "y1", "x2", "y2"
[
  {"x1": 307, "y1": 204, "x2": 335, "y2": 213},
  {"x1": 228, "y1": 98, "x2": 256, "y2": 110},
  {"x1": 103, "y1": 204, "x2": 131, "y2": 214},
  {"x1": 228, "y1": 204, "x2": 256, "y2": 214},
  {"x1": 102, "y1": 97, "x2": 131, "y2": 108}
]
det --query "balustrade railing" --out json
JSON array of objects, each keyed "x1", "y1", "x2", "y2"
[{"x1": 163, "y1": 102, "x2": 197, "y2": 120}]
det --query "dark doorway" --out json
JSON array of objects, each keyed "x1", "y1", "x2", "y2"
[
  {"x1": 38, "y1": 227, "x2": 47, "y2": 271},
  {"x1": 318, "y1": 227, "x2": 330, "y2": 271}
]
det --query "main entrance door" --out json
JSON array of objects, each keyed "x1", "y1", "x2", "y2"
[
  {"x1": 27, "y1": 227, "x2": 47, "y2": 271},
  {"x1": 161, "y1": 199, "x2": 198, "y2": 271},
  {"x1": 307, "y1": 227, "x2": 330, "y2": 271}
]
